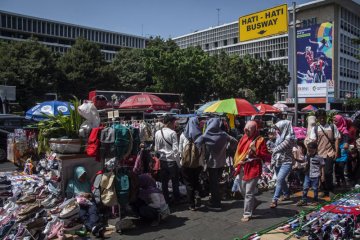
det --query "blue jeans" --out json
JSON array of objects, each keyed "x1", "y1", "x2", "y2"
[
  {"x1": 273, "y1": 164, "x2": 292, "y2": 202},
  {"x1": 302, "y1": 175, "x2": 319, "y2": 202}
]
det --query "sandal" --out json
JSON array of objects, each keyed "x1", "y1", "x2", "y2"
[
  {"x1": 279, "y1": 195, "x2": 291, "y2": 202},
  {"x1": 241, "y1": 216, "x2": 251, "y2": 222},
  {"x1": 270, "y1": 201, "x2": 277, "y2": 208}
]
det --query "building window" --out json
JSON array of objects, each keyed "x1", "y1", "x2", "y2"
[
  {"x1": 33, "y1": 20, "x2": 37, "y2": 32},
  {"x1": 223, "y1": 39, "x2": 227, "y2": 46},
  {"x1": 205, "y1": 43, "x2": 209, "y2": 50},
  {"x1": 255, "y1": 53, "x2": 260, "y2": 59},
  {"x1": 17, "y1": 17, "x2": 22, "y2": 30},
  {"x1": 279, "y1": 49, "x2": 285, "y2": 57},
  {"x1": 42, "y1": 22, "x2": 45, "y2": 34},
  {"x1": 233, "y1": 37, "x2": 238, "y2": 44},
  {"x1": 214, "y1": 41, "x2": 218, "y2": 48},
  {"x1": 47, "y1": 23, "x2": 50, "y2": 34},
  {"x1": 266, "y1": 51, "x2": 272, "y2": 59}
]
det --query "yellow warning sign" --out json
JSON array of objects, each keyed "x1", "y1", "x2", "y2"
[{"x1": 238, "y1": 4, "x2": 288, "y2": 42}]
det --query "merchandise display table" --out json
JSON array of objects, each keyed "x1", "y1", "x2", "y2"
[{"x1": 55, "y1": 153, "x2": 101, "y2": 196}]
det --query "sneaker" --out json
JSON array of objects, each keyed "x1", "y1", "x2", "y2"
[
  {"x1": 63, "y1": 221, "x2": 83, "y2": 232},
  {"x1": 18, "y1": 202, "x2": 42, "y2": 216},
  {"x1": 26, "y1": 217, "x2": 46, "y2": 230},
  {"x1": 59, "y1": 201, "x2": 80, "y2": 219},
  {"x1": 16, "y1": 195, "x2": 36, "y2": 205},
  {"x1": 43, "y1": 217, "x2": 59, "y2": 235},
  {"x1": 296, "y1": 200, "x2": 307, "y2": 206}
]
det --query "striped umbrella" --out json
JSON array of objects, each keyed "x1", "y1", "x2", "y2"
[{"x1": 204, "y1": 98, "x2": 259, "y2": 116}]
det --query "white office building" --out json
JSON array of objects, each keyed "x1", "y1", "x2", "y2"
[
  {"x1": 0, "y1": 10, "x2": 147, "y2": 61},
  {"x1": 173, "y1": 0, "x2": 360, "y2": 108}
]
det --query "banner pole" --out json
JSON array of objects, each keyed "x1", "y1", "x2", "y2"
[{"x1": 292, "y1": 2, "x2": 298, "y2": 126}]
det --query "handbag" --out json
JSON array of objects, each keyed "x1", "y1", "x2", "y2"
[{"x1": 100, "y1": 172, "x2": 118, "y2": 207}]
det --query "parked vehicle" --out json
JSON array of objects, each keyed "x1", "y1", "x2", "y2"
[
  {"x1": 0, "y1": 114, "x2": 34, "y2": 162},
  {"x1": 0, "y1": 129, "x2": 9, "y2": 162}
]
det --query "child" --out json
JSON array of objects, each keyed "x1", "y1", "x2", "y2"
[
  {"x1": 347, "y1": 145, "x2": 360, "y2": 186},
  {"x1": 266, "y1": 129, "x2": 276, "y2": 153},
  {"x1": 296, "y1": 142, "x2": 325, "y2": 206},
  {"x1": 292, "y1": 139, "x2": 307, "y2": 186}
]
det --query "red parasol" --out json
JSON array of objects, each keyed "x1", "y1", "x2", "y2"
[
  {"x1": 119, "y1": 93, "x2": 167, "y2": 109},
  {"x1": 255, "y1": 103, "x2": 281, "y2": 114}
]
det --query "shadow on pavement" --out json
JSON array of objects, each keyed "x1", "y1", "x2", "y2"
[
  {"x1": 253, "y1": 207, "x2": 299, "y2": 220},
  {"x1": 121, "y1": 215, "x2": 189, "y2": 236}
]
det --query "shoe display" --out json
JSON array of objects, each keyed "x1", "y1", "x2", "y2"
[
  {"x1": 26, "y1": 217, "x2": 47, "y2": 230},
  {"x1": 18, "y1": 202, "x2": 42, "y2": 216},
  {"x1": 16, "y1": 194, "x2": 36, "y2": 205},
  {"x1": 43, "y1": 217, "x2": 59, "y2": 235},
  {"x1": 0, "y1": 219, "x2": 15, "y2": 239}
]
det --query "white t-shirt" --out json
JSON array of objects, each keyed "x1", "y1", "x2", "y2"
[{"x1": 155, "y1": 127, "x2": 180, "y2": 164}]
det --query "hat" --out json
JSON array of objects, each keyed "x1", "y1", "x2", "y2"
[{"x1": 163, "y1": 114, "x2": 176, "y2": 124}]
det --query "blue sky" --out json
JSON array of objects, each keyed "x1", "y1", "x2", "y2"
[{"x1": 0, "y1": 0, "x2": 352, "y2": 38}]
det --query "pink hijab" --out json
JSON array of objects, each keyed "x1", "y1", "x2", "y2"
[{"x1": 334, "y1": 115, "x2": 349, "y2": 135}]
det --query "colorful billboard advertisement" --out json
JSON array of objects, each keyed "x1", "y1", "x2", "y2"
[
  {"x1": 238, "y1": 4, "x2": 288, "y2": 42},
  {"x1": 296, "y1": 22, "x2": 333, "y2": 98}
]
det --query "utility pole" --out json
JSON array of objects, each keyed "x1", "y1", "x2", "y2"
[
  {"x1": 216, "y1": 8, "x2": 220, "y2": 26},
  {"x1": 292, "y1": 2, "x2": 299, "y2": 126}
]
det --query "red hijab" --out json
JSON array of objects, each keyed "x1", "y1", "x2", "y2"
[{"x1": 334, "y1": 115, "x2": 349, "y2": 135}]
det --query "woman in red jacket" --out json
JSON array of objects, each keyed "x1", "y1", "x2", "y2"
[{"x1": 233, "y1": 121, "x2": 270, "y2": 222}]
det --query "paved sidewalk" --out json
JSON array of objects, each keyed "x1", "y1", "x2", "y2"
[{"x1": 110, "y1": 191, "x2": 304, "y2": 240}]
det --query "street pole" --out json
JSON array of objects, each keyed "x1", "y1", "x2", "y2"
[{"x1": 292, "y1": 2, "x2": 299, "y2": 126}]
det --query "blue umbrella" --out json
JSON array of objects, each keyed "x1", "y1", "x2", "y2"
[
  {"x1": 26, "y1": 101, "x2": 74, "y2": 121},
  {"x1": 195, "y1": 100, "x2": 220, "y2": 114}
]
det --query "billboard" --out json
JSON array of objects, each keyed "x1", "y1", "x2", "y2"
[
  {"x1": 296, "y1": 22, "x2": 333, "y2": 98},
  {"x1": 238, "y1": 4, "x2": 288, "y2": 42}
]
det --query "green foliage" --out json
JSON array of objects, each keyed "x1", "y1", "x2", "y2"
[
  {"x1": 0, "y1": 39, "x2": 58, "y2": 109},
  {"x1": 1, "y1": 37, "x2": 291, "y2": 110},
  {"x1": 57, "y1": 38, "x2": 111, "y2": 99},
  {"x1": 37, "y1": 97, "x2": 83, "y2": 153},
  {"x1": 345, "y1": 98, "x2": 360, "y2": 111}
]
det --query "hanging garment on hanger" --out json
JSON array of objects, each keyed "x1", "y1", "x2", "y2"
[
  {"x1": 100, "y1": 127, "x2": 116, "y2": 162},
  {"x1": 114, "y1": 124, "x2": 131, "y2": 161}
]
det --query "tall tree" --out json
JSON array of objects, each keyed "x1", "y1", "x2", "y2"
[
  {"x1": 57, "y1": 38, "x2": 110, "y2": 100},
  {"x1": 0, "y1": 39, "x2": 58, "y2": 109},
  {"x1": 111, "y1": 48, "x2": 151, "y2": 91}
]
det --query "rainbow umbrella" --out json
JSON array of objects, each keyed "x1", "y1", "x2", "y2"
[{"x1": 204, "y1": 98, "x2": 259, "y2": 116}]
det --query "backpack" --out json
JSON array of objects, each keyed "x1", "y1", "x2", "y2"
[
  {"x1": 182, "y1": 138, "x2": 202, "y2": 168},
  {"x1": 92, "y1": 172, "x2": 103, "y2": 205},
  {"x1": 86, "y1": 127, "x2": 102, "y2": 157},
  {"x1": 99, "y1": 172, "x2": 118, "y2": 206},
  {"x1": 115, "y1": 170, "x2": 130, "y2": 205}
]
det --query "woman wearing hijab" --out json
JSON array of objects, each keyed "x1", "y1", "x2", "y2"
[
  {"x1": 195, "y1": 118, "x2": 237, "y2": 210},
  {"x1": 179, "y1": 117, "x2": 205, "y2": 211},
  {"x1": 270, "y1": 120, "x2": 295, "y2": 208},
  {"x1": 131, "y1": 174, "x2": 170, "y2": 226},
  {"x1": 66, "y1": 166, "x2": 104, "y2": 237},
  {"x1": 333, "y1": 114, "x2": 350, "y2": 187},
  {"x1": 233, "y1": 121, "x2": 270, "y2": 222}
]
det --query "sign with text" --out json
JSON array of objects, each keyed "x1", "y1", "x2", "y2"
[
  {"x1": 238, "y1": 4, "x2": 288, "y2": 42},
  {"x1": 296, "y1": 22, "x2": 333, "y2": 98}
]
